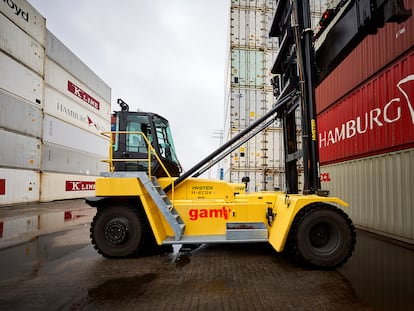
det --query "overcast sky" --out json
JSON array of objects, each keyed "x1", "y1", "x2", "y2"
[{"x1": 28, "y1": 0, "x2": 231, "y2": 175}]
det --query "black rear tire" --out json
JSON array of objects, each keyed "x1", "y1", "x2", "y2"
[
  {"x1": 90, "y1": 205, "x2": 147, "y2": 258},
  {"x1": 287, "y1": 204, "x2": 356, "y2": 269}
]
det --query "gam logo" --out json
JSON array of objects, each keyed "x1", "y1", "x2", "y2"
[{"x1": 188, "y1": 206, "x2": 232, "y2": 221}]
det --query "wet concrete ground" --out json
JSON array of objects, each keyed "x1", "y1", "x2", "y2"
[{"x1": 0, "y1": 200, "x2": 413, "y2": 310}]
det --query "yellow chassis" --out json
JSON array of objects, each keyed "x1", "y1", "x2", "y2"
[{"x1": 95, "y1": 176, "x2": 347, "y2": 252}]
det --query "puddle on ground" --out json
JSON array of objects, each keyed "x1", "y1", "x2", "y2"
[
  {"x1": 339, "y1": 230, "x2": 414, "y2": 311},
  {"x1": 88, "y1": 273, "x2": 158, "y2": 301},
  {"x1": 0, "y1": 209, "x2": 92, "y2": 245},
  {"x1": 168, "y1": 243, "x2": 201, "y2": 268}
]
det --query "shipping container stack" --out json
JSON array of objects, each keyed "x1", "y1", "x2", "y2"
[
  {"x1": 317, "y1": 0, "x2": 414, "y2": 243},
  {"x1": 223, "y1": 0, "x2": 327, "y2": 192},
  {"x1": 223, "y1": 0, "x2": 281, "y2": 192},
  {"x1": 0, "y1": 0, "x2": 111, "y2": 205}
]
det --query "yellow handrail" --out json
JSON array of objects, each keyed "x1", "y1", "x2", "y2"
[{"x1": 100, "y1": 131, "x2": 175, "y2": 203}]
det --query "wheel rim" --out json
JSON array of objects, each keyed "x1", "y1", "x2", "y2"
[
  {"x1": 105, "y1": 219, "x2": 129, "y2": 245},
  {"x1": 309, "y1": 222, "x2": 339, "y2": 253}
]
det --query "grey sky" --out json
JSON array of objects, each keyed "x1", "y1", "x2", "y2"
[{"x1": 28, "y1": 0, "x2": 231, "y2": 174}]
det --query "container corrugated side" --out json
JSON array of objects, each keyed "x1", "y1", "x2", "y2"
[
  {"x1": 40, "y1": 172, "x2": 97, "y2": 202},
  {"x1": 0, "y1": 51, "x2": 43, "y2": 105},
  {"x1": 229, "y1": 89, "x2": 277, "y2": 129},
  {"x1": 230, "y1": 88, "x2": 268, "y2": 128},
  {"x1": 44, "y1": 86, "x2": 110, "y2": 135},
  {"x1": 321, "y1": 148, "x2": 414, "y2": 243},
  {"x1": 231, "y1": 8, "x2": 267, "y2": 49},
  {"x1": 44, "y1": 58, "x2": 111, "y2": 119},
  {"x1": 231, "y1": 49, "x2": 265, "y2": 87},
  {"x1": 0, "y1": 0, "x2": 46, "y2": 47},
  {"x1": 42, "y1": 142, "x2": 107, "y2": 175},
  {"x1": 316, "y1": 0, "x2": 414, "y2": 113},
  {"x1": 43, "y1": 114, "x2": 109, "y2": 157},
  {"x1": 231, "y1": 0, "x2": 268, "y2": 8},
  {"x1": 318, "y1": 50, "x2": 414, "y2": 164},
  {"x1": 0, "y1": 12, "x2": 44, "y2": 75},
  {"x1": 231, "y1": 128, "x2": 283, "y2": 169},
  {"x1": 0, "y1": 168, "x2": 40, "y2": 205},
  {"x1": 46, "y1": 30, "x2": 111, "y2": 103},
  {"x1": 0, "y1": 129, "x2": 41, "y2": 170},
  {"x1": 0, "y1": 89, "x2": 42, "y2": 137}
]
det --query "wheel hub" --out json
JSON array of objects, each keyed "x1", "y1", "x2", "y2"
[
  {"x1": 105, "y1": 220, "x2": 128, "y2": 245},
  {"x1": 310, "y1": 224, "x2": 331, "y2": 247}
]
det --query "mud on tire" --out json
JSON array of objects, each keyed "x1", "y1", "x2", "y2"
[{"x1": 286, "y1": 204, "x2": 356, "y2": 269}]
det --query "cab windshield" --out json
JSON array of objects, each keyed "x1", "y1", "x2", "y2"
[{"x1": 153, "y1": 116, "x2": 179, "y2": 165}]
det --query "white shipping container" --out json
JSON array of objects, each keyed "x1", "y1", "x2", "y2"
[
  {"x1": 321, "y1": 149, "x2": 414, "y2": 243},
  {"x1": 231, "y1": 49, "x2": 265, "y2": 86},
  {"x1": 0, "y1": 129, "x2": 41, "y2": 169},
  {"x1": 0, "y1": 51, "x2": 43, "y2": 105},
  {"x1": 230, "y1": 130, "x2": 283, "y2": 170},
  {"x1": 231, "y1": 8, "x2": 266, "y2": 48},
  {"x1": 40, "y1": 172, "x2": 97, "y2": 202},
  {"x1": 231, "y1": 4, "x2": 278, "y2": 49},
  {"x1": 0, "y1": 0, "x2": 46, "y2": 47},
  {"x1": 44, "y1": 86, "x2": 110, "y2": 135},
  {"x1": 46, "y1": 31, "x2": 111, "y2": 103},
  {"x1": 230, "y1": 89, "x2": 276, "y2": 128},
  {"x1": 42, "y1": 142, "x2": 108, "y2": 176},
  {"x1": 43, "y1": 114, "x2": 109, "y2": 157},
  {"x1": 0, "y1": 168, "x2": 40, "y2": 205},
  {"x1": 0, "y1": 89, "x2": 42, "y2": 137},
  {"x1": 228, "y1": 169, "x2": 284, "y2": 192},
  {"x1": 44, "y1": 59, "x2": 111, "y2": 119},
  {"x1": 0, "y1": 12, "x2": 44, "y2": 75},
  {"x1": 231, "y1": 0, "x2": 268, "y2": 8}
]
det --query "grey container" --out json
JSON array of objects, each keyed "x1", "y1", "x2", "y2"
[
  {"x1": 0, "y1": 129, "x2": 41, "y2": 170},
  {"x1": 46, "y1": 30, "x2": 111, "y2": 104},
  {"x1": 42, "y1": 142, "x2": 107, "y2": 175},
  {"x1": 0, "y1": 90, "x2": 42, "y2": 138}
]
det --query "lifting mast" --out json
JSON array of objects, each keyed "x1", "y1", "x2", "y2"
[{"x1": 269, "y1": 0, "x2": 411, "y2": 195}]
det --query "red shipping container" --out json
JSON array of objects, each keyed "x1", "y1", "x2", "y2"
[
  {"x1": 316, "y1": 0, "x2": 414, "y2": 113},
  {"x1": 318, "y1": 50, "x2": 414, "y2": 164}
]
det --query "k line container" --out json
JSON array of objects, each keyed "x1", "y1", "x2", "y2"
[
  {"x1": 44, "y1": 59, "x2": 111, "y2": 119},
  {"x1": 316, "y1": 0, "x2": 414, "y2": 113},
  {"x1": 0, "y1": 12, "x2": 44, "y2": 75},
  {"x1": 42, "y1": 142, "x2": 107, "y2": 176},
  {"x1": 0, "y1": 89, "x2": 42, "y2": 137},
  {"x1": 46, "y1": 31, "x2": 111, "y2": 103},
  {"x1": 40, "y1": 172, "x2": 97, "y2": 202},
  {"x1": 0, "y1": 168, "x2": 40, "y2": 205},
  {"x1": 318, "y1": 50, "x2": 414, "y2": 164},
  {"x1": 0, "y1": 51, "x2": 43, "y2": 105},
  {"x1": 0, "y1": 129, "x2": 41, "y2": 170},
  {"x1": 321, "y1": 148, "x2": 414, "y2": 243},
  {"x1": 44, "y1": 85, "x2": 110, "y2": 135},
  {"x1": 43, "y1": 114, "x2": 109, "y2": 157},
  {"x1": 0, "y1": 0, "x2": 46, "y2": 47}
]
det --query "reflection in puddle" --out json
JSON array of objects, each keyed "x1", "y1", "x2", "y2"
[
  {"x1": 88, "y1": 273, "x2": 158, "y2": 301},
  {"x1": 0, "y1": 208, "x2": 92, "y2": 247},
  {"x1": 168, "y1": 244, "x2": 201, "y2": 268},
  {"x1": 340, "y1": 230, "x2": 414, "y2": 311}
]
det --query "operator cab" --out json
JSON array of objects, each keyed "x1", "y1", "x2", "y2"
[{"x1": 111, "y1": 100, "x2": 181, "y2": 177}]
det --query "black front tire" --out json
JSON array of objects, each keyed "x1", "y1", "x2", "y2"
[
  {"x1": 287, "y1": 204, "x2": 356, "y2": 269},
  {"x1": 90, "y1": 205, "x2": 147, "y2": 258}
]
